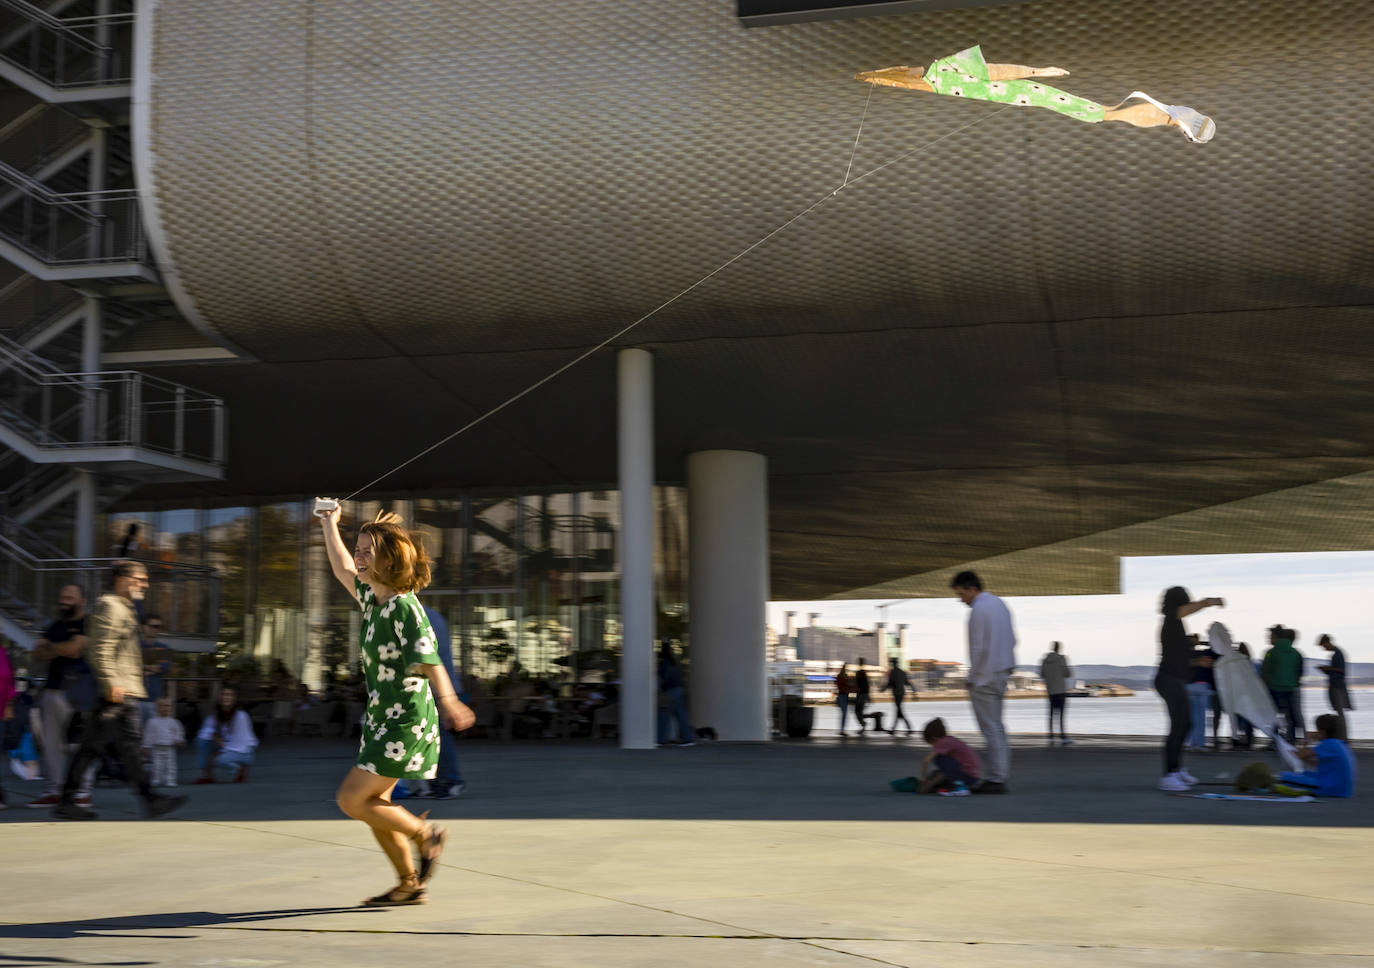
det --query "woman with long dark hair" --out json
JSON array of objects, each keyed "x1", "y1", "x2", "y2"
[
  {"x1": 1156, "y1": 587, "x2": 1223, "y2": 792},
  {"x1": 319, "y1": 505, "x2": 475, "y2": 906},
  {"x1": 194, "y1": 685, "x2": 257, "y2": 783}
]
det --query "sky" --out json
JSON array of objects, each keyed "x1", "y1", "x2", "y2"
[{"x1": 769, "y1": 550, "x2": 1374, "y2": 667}]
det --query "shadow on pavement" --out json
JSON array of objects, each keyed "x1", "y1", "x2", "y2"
[
  {"x1": 0, "y1": 907, "x2": 381, "y2": 940},
  {"x1": 1, "y1": 740, "x2": 1367, "y2": 827}
]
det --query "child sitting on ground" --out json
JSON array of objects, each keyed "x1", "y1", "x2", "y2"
[
  {"x1": 1275, "y1": 713, "x2": 1356, "y2": 798},
  {"x1": 142, "y1": 697, "x2": 187, "y2": 787},
  {"x1": 890, "y1": 717, "x2": 982, "y2": 795}
]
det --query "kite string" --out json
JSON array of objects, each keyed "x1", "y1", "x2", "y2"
[
  {"x1": 341, "y1": 101, "x2": 1015, "y2": 502},
  {"x1": 843, "y1": 86, "x2": 874, "y2": 186}
]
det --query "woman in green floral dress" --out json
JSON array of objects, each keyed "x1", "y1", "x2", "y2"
[
  {"x1": 858, "y1": 45, "x2": 1215, "y2": 143},
  {"x1": 319, "y1": 505, "x2": 475, "y2": 906}
]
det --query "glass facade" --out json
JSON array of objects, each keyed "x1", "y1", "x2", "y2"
[{"x1": 103, "y1": 488, "x2": 688, "y2": 694}]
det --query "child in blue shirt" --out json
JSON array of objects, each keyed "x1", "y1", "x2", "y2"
[{"x1": 1276, "y1": 713, "x2": 1356, "y2": 798}]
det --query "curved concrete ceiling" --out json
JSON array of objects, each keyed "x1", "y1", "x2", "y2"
[{"x1": 133, "y1": 0, "x2": 1374, "y2": 598}]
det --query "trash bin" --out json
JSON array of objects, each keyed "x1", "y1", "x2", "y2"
[{"x1": 784, "y1": 703, "x2": 814, "y2": 738}]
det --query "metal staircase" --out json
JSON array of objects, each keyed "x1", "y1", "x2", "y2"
[
  {"x1": 0, "y1": 515, "x2": 221, "y2": 650},
  {"x1": 0, "y1": 0, "x2": 132, "y2": 103},
  {"x1": 0, "y1": 156, "x2": 149, "y2": 280},
  {"x1": 0, "y1": 3, "x2": 230, "y2": 649},
  {"x1": 0, "y1": 328, "x2": 225, "y2": 646}
]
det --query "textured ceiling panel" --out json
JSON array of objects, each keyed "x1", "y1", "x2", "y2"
[{"x1": 135, "y1": 0, "x2": 1374, "y2": 598}]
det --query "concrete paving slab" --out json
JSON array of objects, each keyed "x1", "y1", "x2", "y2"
[{"x1": 1, "y1": 738, "x2": 1369, "y2": 966}]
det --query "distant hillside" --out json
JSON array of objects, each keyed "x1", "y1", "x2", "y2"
[
  {"x1": 1019, "y1": 664, "x2": 1157, "y2": 686},
  {"x1": 1019, "y1": 663, "x2": 1374, "y2": 686}
]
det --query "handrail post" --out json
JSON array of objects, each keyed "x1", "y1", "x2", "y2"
[
  {"x1": 80, "y1": 297, "x2": 101, "y2": 443},
  {"x1": 213, "y1": 400, "x2": 226, "y2": 464},
  {"x1": 96, "y1": 383, "x2": 108, "y2": 443},
  {"x1": 87, "y1": 124, "x2": 107, "y2": 260},
  {"x1": 128, "y1": 371, "x2": 141, "y2": 446},
  {"x1": 174, "y1": 386, "x2": 186, "y2": 455}
]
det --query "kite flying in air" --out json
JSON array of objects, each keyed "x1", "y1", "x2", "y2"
[{"x1": 858, "y1": 45, "x2": 1215, "y2": 143}]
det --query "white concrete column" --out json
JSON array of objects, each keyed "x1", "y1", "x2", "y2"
[
  {"x1": 687, "y1": 449, "x2": 768, "y2": 741},
  {"x1": 617, "y1": 348, "x2": 655, "y2": 749}
]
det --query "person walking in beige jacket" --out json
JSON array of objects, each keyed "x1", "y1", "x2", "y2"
[{"x1": 53, "y1": 560, "x2": 186, "y2": 821}]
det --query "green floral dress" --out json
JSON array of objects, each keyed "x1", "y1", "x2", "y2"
[
  {"x1": 354, "y1": 578, "x2": 441, "y2": 780},
  {"x1": 924, "y1": 45, "x2": 1104, "y2": 124}
]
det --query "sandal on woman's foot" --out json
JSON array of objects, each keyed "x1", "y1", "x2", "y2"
[
  {"x1": 415, "y1": 821, "x2": 448, "y2": 884},
  {"x1": 363, "y1": 877, "x2": 426, "y2": 907},
  {"x1": 1122, "y1": 90, "x2": 1216, "y2": 143}
]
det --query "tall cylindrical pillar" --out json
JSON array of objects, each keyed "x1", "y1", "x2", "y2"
[
  {"x1": 687, "y1": 449, "x2": 768, "y2": 741},
  {"x1": 617, "y1": 349, "x2": 656, "y2": 749}
]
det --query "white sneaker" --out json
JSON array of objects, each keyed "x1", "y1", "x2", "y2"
[
  {"x1": 1158, "y1": 773, "x2": 1191, "y2": 792},
  {"x1": 1177, "y1": 769, "x2": 1199, "y2": 785}
]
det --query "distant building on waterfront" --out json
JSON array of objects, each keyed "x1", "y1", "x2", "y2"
[
  {"x1": 794, "y1": 625, "x2": 880, "y2": 666},
  {"x1": 907, "y1": 658, "x2": 966, "y2": 690}
]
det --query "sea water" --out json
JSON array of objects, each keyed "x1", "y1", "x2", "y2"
[{"x1": 811, "y1": 686, "x2": 1371, "y2": 737}]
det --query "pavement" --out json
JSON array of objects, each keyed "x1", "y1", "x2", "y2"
[{"x1": 2, "y1": 734, "x2": 1370, "y2": 967}]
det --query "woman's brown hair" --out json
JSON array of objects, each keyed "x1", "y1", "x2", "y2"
[{"x1": 359, "y1": 510, "x2": 432, "y2": 593}]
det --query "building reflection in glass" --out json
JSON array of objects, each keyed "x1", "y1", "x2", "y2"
[{"x1": 107, "y1": 489, "x2": 687, "y2": 695}]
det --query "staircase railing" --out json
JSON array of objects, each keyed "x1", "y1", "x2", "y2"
[
  {"x1": 0, "y1": 527, "x2": 220, "y2": 641},
  {"x1": 0, "y1": 266, "x2": 79, "y2": 335},
  {"x1": 0, "y1": 101, "x2": 90, "y2": 173},
  {"x1": 0, "y1": 0, "x2": 133, "y2": 90},
  {"x1": 0, "y1": 159, "x2": 144, "y2": 266},
  {"x1": 0, "y1": 330, "x2": 226, "y2": 467},
  {"x1": 0, "y1": 459, "x2": 70, "y2": 520}
]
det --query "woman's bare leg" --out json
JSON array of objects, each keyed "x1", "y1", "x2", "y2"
[
  {"x1": 336, "y1": 768, "x2": 424, "y2": 880},
  {"x1": 370, "y1": 827, "x2": 417, "y2": 880}
]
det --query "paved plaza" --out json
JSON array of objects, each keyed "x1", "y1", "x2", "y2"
[{"x1": 3, "y1": 736, "x2": 1370, "y2": 967}]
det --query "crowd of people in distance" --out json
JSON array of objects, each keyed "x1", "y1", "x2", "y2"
[
  {"x1": 0, "y1": 574, "x2": 272, "y2": 814},
  {"x1": 1, "y1": 543, "x2": 1361, "y2": 853},
  {"x1": 832, "y1": 656, "x2": 916, "y2": 737},
  {"x1": 1152, "y1": 587, "x2": 1355, "y2": 795},
  {"x1": 880, "y1": 573, "x2": 1357, "y2": 799}
]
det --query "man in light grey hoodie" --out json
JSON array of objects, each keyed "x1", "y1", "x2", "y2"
[
  {"x1": 1039, "y1": 641, "x2": 1073, "y2": 747},
  {"x1": 53, "y1": 560, "x2": 186, "y2": 821}
]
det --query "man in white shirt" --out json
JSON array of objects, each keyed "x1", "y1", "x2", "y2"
[{"x1": 952, "y1": 570, "x2": 1015, "y2": 793}]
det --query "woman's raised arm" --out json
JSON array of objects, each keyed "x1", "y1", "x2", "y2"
[{"x1": 317, "y1": 502, "x2": 358, "y2": 595}]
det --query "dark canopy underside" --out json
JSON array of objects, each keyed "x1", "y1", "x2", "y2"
[{"x1": 135, "y1": 0, "x2": 1374, "y2": 598}]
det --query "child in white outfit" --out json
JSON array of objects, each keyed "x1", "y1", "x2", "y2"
[{"x1": 142, "y1": 698, "x2": 186, "y2": 787}]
